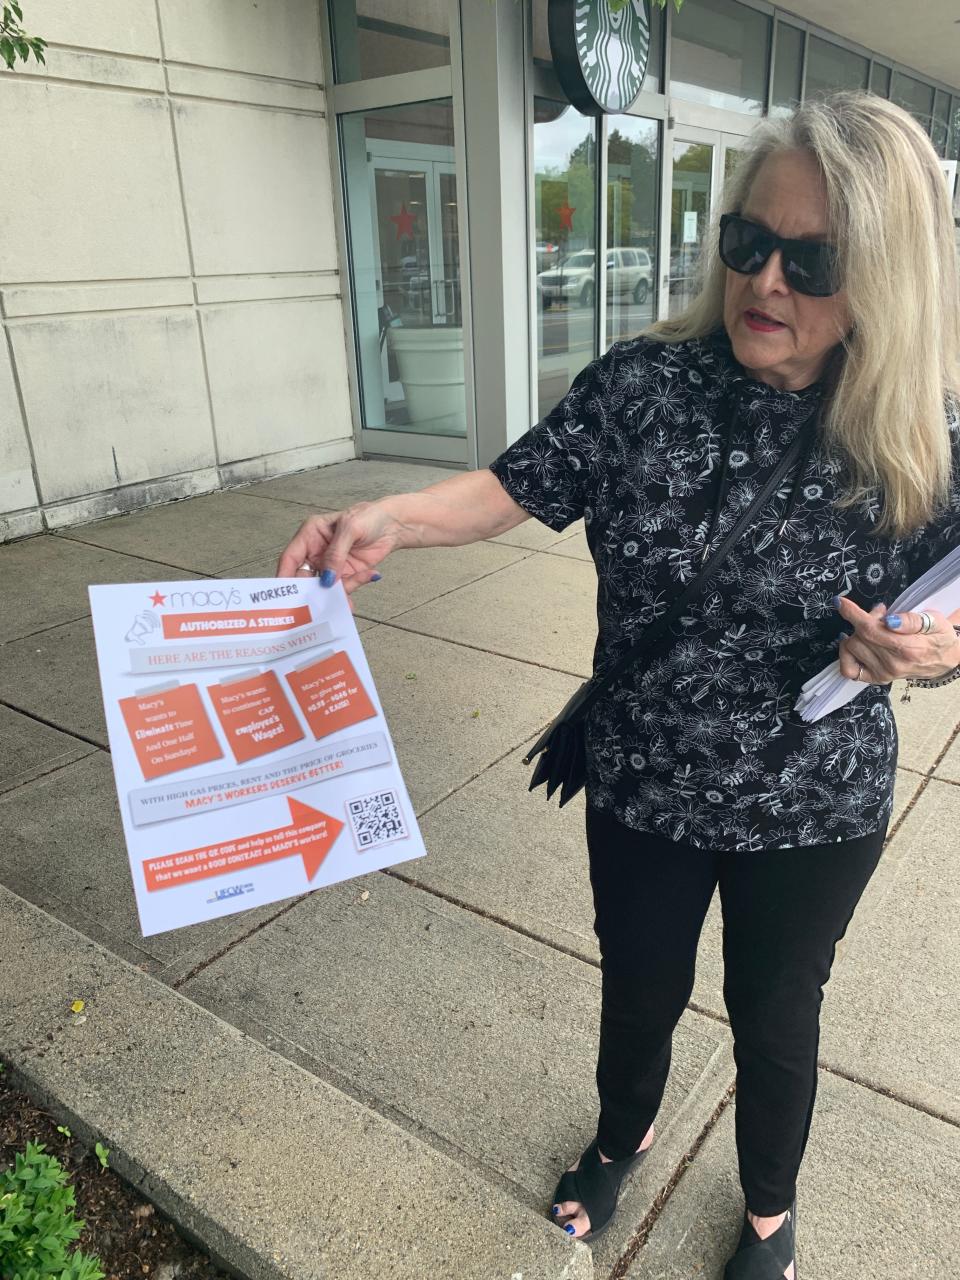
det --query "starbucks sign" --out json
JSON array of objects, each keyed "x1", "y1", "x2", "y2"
[{"x1": 548, "y1": 0, "x2": 652, "y2": 116}]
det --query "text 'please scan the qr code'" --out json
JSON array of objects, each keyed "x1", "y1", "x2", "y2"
[{"x1": 347, "y1": 789, "x2": 408, "y2": 851}]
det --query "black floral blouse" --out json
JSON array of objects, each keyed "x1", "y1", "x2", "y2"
[{"x1": 490, "y1": 331, "x2": 960, "y2": 851}]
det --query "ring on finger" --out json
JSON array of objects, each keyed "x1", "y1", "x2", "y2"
[
  {"x1": 856, "y1": 663, "x2": 864, "y2": 682},
  {"x1": 299, "y1": 562, "x2": 313, "y2": 573},
  {"x1": 920, "y1": 611, "x2": 934, "y2": 634}
]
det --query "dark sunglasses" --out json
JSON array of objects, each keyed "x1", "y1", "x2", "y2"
[{"x1": 718, "y1": 213, "x2": 840, "y2": 297}]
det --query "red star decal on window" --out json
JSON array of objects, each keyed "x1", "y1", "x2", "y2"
[
  {"x1": 149, "y1": 590, "x2": 167, "y2": 607},
  {"x1": 558, "y1": 201, "x2": 576, "y2": 231},
  {"x1": 389, "y1": 203, "x2": 417, "y2": 240}
]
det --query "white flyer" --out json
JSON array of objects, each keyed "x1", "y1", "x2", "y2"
[{"x1": 88, "y1": 577, "x2": 425, "y2": 937}]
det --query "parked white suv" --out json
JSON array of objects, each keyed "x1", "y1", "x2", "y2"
[{"x1": 538, "y1": 246, "x2": 653, "y2": 308}]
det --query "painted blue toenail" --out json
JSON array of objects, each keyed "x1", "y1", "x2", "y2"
[
  {"x1": 564, "y1": 1223, "x2": 576, "y2": 1235},
  {"x1": 551, "y1": 1205, "x2": 561, "y2": 1215}
]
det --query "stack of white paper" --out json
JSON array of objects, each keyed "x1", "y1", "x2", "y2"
[{"x1": 795, "y1": 543, "x2": 960, "y2": 722}]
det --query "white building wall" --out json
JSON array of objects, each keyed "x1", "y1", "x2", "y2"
[{"x1": 0, "y1": 0, "x2": 356, "y2": 542}]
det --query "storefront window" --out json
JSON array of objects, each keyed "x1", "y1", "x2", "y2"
[
  {"x1": 869, "y1": 63, "x2": 891, "y2": 99},
  {"x1": 532, "y1": 0, "x2": 664, "y2": 92},
  {"x1": 331, "y1": 0, "x2": 449, "y2": 84},
  {"x1": 770, "y1": 22, "x2": 803, "y2": 119},
  {"x1": 606, "y1": 118, "x2": 660, "y2": 348},
  {"x1": 932, "y1": 90, "x2": 951, "y2": 157},
  {"x1": 949, "y1": 98, "x2": 960, "y2": 163},
  {"x1": 533, "y1": 100, "x2": 598, "y2": 420},
  {"x1": 340, "y1": 101, "x2": 466, "y2": 438},
  {"x1": 671, "y1": 0, "x2": 769, "y2": 116},
  {"x1": 804, "y1": 37, "x2": 867, "y2": 100},
  {"x1": 891, "y1": 72, "x2": 935, "y2": 131}
]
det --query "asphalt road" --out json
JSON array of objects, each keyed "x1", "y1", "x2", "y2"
[{"x1": 536, "y1": 297, "x2": 656, "y2": 356}]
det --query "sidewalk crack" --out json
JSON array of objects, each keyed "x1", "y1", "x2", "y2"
[
  {"x1": 0, "y1": 700, "x2": 109, "y2": 752},
  {"x1": 1, "y1": 613, "x2": 93, "y2": 643},
  {"x1": 49, "y1": 532, "x2": 217, "y2": 579},
  {"x1": 170, "y1": 894, "x2": 310, "y2": 988},
  {"x1": 815, "y1": 1061, "x2": 960, "y2": 1130},
  {"x1": 383, "y1": 867, "x2": 600, "y2": 968},
  {"x1": 607, "y1": 1083, "x2": 737, "y2": 1280},
  {"x1": 356, "y1": 547, "x2": 537, "y2": 626},
  {"x1": 371, "y1": 620, "x2": 591, "y2": 681}
]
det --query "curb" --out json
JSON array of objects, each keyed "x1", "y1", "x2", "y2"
[{"x1": 0, "y1": 885, "x2": 593, "y2": 1280}]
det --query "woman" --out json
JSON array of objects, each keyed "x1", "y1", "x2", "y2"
[{"x1": 278, "y1": 92, "x2": 960, "y2": 1278}]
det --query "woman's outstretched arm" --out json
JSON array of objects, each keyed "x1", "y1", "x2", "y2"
[{"x1": 276, "y1": 468, "x2": 530, "y2": 590}]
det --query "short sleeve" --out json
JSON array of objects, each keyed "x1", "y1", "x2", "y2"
[
  {"x1": 488, "y1": 354, "x2": 606, "y2": 533},
  {"x1": 902, "y1": 400, "x2": 960, "y2": 584}
]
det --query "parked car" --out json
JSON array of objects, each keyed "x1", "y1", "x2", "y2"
[{"x1": 537, "y1": 246, "x2": 653, "y2": 308}]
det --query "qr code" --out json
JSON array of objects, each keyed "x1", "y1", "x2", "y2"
[{"x1": 346, "y1": 789, "x2": 408, "y2": 851}]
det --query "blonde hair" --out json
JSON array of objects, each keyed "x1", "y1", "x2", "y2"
[{"x1": 648, "y1": 92, "x2": 960, "y2": 537}]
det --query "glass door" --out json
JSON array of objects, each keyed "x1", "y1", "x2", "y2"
[
  {"x1": 662, "y1": 126, "x2": 750, "y2": 320},
  {"x1": 368, "y1": 145, "x2": 465, "y2": 439},
  {"x1": 668, "y1": 133, "x2": 714, "y2": 318},
  {"x1": 376, "y1": 158, "x2": 460, "y2": 333},
  {"x1": 340, "y1": 102, "x2": 468, "y2": 464}
]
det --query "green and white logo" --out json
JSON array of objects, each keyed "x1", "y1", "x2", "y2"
[{"x1": 550, "y1": 0, "x2": 652, "y2": 116}]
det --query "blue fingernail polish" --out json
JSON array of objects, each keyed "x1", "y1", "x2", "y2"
[
  {"x1": 371, "y1": 572, "x2": 382, "y2": 582},
  {"x1": 885, "y1": 614, "x2": 902, "y2": 629},
  {"x1": 320, "y1": 569, "x2": 336, "y2": 588},
  {"x1": 832, "y1": 595, "x2": 842, "y2": 609},
  {"x1": 551, "y1": 1205, "x2": 561, "y2": 1215},
  {"x1": 564, "y1": 1223, "x2": 576, "y2": 1235}
]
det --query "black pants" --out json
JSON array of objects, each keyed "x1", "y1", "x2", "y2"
[{"x1": 586, "y1": 804, "x2": 886, "y2": 1216}]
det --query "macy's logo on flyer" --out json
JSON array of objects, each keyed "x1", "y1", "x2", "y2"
[
  {"x1": 158, "y1": 587, "x2": 243, "y2": 610},
  {"x1": 124, "y1": 587, "x2": 245, "y2": 645}
]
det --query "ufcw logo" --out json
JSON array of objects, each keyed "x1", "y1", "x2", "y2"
[{"x1": 164, "y1": 588, "x2": 243, "y2": 610}]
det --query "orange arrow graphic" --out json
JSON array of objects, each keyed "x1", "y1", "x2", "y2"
[{"x1": 143, "y1": 797, "x2": 343, "y2": 892}]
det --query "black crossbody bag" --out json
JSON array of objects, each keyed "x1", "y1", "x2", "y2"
[{"x1": 523, "y1": 426, "x2": 811, "y2": 807}]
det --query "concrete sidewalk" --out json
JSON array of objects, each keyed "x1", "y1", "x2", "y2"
[{"x1": 2, "y1": 457, "x2": 959, "y2": 1279}]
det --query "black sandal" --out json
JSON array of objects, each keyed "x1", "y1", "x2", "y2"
[
  {"x1": 724, "y1": 1200, "x2": 798, "y2": 1279},
  {"x1": 550, "y1": 1137, "x2": 649, "y2": 1241}
]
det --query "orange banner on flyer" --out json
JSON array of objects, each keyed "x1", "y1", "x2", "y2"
[
  {"x1": 285, "y1": 651, "x2": 377, "y2": 740},
  {"x1": 207, "y1": 669, "x2": 304, "y2": 763},
  {"x1": 143, "y1": 797, "x2": 343, "y2": 890},
  {"x1": 161, "y1": 606, "x2": 311, "y2": 640},
  {"x1": 119, "y1": 684, "x2": 223, "y2": 781}
]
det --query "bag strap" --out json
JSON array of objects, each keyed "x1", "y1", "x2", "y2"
[{"x1": 575, "y1": 414, "x2": 815, "y2": 718}]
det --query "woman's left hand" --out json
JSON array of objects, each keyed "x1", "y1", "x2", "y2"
[{"x1": 836, "y1": 597, "x2": 960, "y2": 684}]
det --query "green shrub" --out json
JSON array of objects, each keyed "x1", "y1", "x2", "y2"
[{"x1": 0, "y1": 1142, "x2": 104, "y2": 1280}]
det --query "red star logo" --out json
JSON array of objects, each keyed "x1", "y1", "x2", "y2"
[
  {"x1": 149, "y1": 590, "x2": 166, "y2": 607},
  {"x1": 558, "y1": 201, "x2": 576, "y2": 231},
  {"x1": 389, "y1": 203, "x2": 417, "y2": 240}
]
